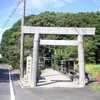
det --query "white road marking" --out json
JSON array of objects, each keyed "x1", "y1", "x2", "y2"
[{"x1": 9, "y1": 69, "x2": 15, "y2": 100}]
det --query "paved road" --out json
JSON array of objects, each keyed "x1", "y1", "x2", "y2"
[
  {"x1": 12, "y1": 76, "x2": 100, "y2": 100},
  {"x1": 0, "y1": 64, "x2": 100, "y2": 100},
  {"x1": 0, "y1": 64, "x2": 11, "y2": 100}
]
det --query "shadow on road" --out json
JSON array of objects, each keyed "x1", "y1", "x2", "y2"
[
  {"x1": 0, "y1": 69, "x2": 10, "y2": 83},
  {"x1": 0, "y1": 68, "x2": 20, "y2": 83}
]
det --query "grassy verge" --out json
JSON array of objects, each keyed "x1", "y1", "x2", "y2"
[
  {"x1": 85, "y1": 64, "x2": 100, "y2": 91},
  {"x1": 89, "y1": 85, "x2": 100, "y2": 91},
  {"x1": 85, "y1": 64, "x2": 100, "y2": 77}
]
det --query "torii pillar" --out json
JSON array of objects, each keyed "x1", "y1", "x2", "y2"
[
  {"x1": 78, "y1": 34, "x2": 85, "y2": 87},
  {"x1": 31, "y1": 31, "x2": 40, "y2": 87}
]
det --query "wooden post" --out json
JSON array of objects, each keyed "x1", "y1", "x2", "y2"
[
  {"x1": 31, "y1": 31, "x2": 40, "y2": 87},
  {"x1": 78, "y1": 35, "x2": 85, "y2": 87}
]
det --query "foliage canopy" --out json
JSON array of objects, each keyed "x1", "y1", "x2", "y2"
[{"x1": 0, "y1": 11, "x2": 100, "y2": 69}]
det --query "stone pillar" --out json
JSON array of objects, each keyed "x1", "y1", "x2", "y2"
[
  {"x1": 31, "y1": 31, "x2": 40, "y2": 87},
  {"x1": 26, "y1": 55, "x2": 32, "y2": 83},
  {"x1": 78, "y1": 35, "x2": 85, "y2": 87}
]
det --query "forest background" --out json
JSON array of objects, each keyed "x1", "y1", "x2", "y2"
[{"x1": 0, "y1": 11, "x2": 100, "y2": 69}]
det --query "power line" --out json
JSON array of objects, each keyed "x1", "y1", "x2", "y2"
[
  {"x1": 0, "y1": 0, "x2": 14, "y2": 26},
  {"x1": 0, "y1": 0, "x2": 20, "y2": 27},
  {"x1": 0, "y1": 0, "x2": 11, "y2": 19},
  {"x1": 0, "y1": 0, "x2": 21, "y2": 34}
]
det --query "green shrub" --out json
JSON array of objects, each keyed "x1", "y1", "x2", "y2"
[
  {"x1": 52, "y1": 54, "x2": 62, "y2": 64},
  {"x1": 51, "y1": 63, "x2": 60, "y2": 70},
  {"x1": 74, "y1": 64, "x2": 79, "y2": 71},
  {"x1": 0, "y1": 58, "x2": 7, "y2": 63},
  {"x1": 55, "y1": 64, "x2": 60, "y2": 70},
  {"x1": 37, "y1": 68, "x2": 41, "y2": 75},
  {"x1": 40, "y1": 65, "x2": 45, "y2": 70},
  {"x1": 51, "y1": 63, "x2": 56, "y2": 69},
  {"x1": 8, "y1": 56, "x2": 20, "y2": 69},
  {"x1": 62, "y1": 71, "x2": 67, "y2": 74}
]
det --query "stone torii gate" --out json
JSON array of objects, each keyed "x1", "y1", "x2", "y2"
[{"x1": 22, "y1": 26, "x2": 95, "y2": 87}]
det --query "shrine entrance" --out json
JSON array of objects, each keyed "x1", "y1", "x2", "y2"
[{"x1": 21, "y1": 26, "x2": 95, "y2": 87}]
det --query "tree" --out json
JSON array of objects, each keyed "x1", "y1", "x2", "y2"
[{"x1": 1, "y1": 11, "x2": 100, "y2": 69}]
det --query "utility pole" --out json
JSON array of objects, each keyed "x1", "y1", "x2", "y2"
[{"x1": 20, "y1": 0, "x2": 25, "y2": 80}]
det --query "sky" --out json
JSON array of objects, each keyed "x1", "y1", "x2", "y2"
[{"x1": 0, "y1": 0, "x2": 100, "y2": 41}]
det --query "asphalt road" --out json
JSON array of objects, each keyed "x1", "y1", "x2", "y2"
[
  {"x1": 0, "y1": 64, "x2": 10, "y2": 100},
  {"x1": 0, "y1": 64, "x2": 100, "y2": 100}
]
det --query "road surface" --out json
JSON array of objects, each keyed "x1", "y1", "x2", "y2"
[
  {"x1": 0, "y1": 64, "x2": 11, "y2": 100},
  {"x1": 0, "y1": 64, "x2": 100, "y2": 100}
]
